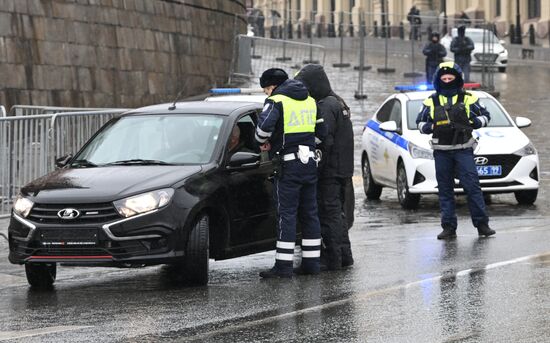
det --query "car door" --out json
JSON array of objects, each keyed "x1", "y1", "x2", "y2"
[
  {"x1": 369, "y1": 98, "x2": 398, "y2": 185},
  {"x1": 225, "y1": 112, "x2": 276, "y2": 253},
  {"x1": 385, "y1": 99, "x2": 404, "y2": 186}
]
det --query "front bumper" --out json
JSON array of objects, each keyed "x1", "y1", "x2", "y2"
[
  {"x1": 408, "y1": 154, "x2": 539, "y2": 194},
  {"x1": 8, "y1": 206, "x2": 188, "y2": 266}
]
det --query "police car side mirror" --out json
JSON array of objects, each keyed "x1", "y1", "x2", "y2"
[
  {"x1": 515, "y1": 117, "x2": 531, "y2": 129},
  {"x1": 379, "y1": 121, "x2": 399, "y2": 133},
  {"x1": 227, "y1": 152, "x2": 260, "y2": 170}
]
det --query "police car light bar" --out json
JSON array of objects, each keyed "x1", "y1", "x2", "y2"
[
  {"x1": 209, "y1": 88, "x2": 264, "y2": 94},
  {"x1": 394, "y1": 83, "x2": 482, "y2": 92}
]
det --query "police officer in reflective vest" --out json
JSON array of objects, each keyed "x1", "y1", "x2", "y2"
[
  {"x1": 255, "y1": 68, "x2": 327, "y2": 278},
  {"x1": 416, "y1": 62, "x2": 496, "y2": 239}
]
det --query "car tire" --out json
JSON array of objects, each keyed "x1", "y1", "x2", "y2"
[
  {"x1": 362, "y1": 154, "x2": 382, "y2": 200},
  {"x1": 514, "y1": 189, "x2": 537, "y2": 205},
  {"x1": 498, "y1": 67, "x2": 506, "y2": 73},
  {"x1": 183, "y1": 215, "x2": 210, "y2": 285},
  {"x1": 396, "y1": 162, "x2": 420, "y2": 210},
  {"x1": 25, "y1": 263, "x2": 56, "y2": 289}
]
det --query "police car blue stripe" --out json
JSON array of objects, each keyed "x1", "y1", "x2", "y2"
[{"x1": 365, "y1": 120, "x2": 409, "y2": 151}]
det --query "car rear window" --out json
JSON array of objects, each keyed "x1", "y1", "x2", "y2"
[
  {"x1": 407, "y1": 98, "x2": 513, "y2": 130},
  {"x1": 77, "y1": 114, "x2": 225, "y2": 165}
]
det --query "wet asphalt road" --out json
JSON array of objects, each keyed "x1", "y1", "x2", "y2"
[{"x1": 1, "y1": 52, "x2": 550, "y2": 342}]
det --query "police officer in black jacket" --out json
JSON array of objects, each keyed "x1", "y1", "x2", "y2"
[
  {"x1": 255, "y1": 68, "x2": 327, "y2": 278},
  {"x1": 423, "y1": 32, "x2": 447, "y2": 84},
  {"x1": 295, "y1": 64, "x2": 355, "y2": 270}
]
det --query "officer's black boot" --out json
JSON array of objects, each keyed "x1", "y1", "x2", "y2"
[
  {"x1": 437, "y1": 225, "x2": 457, "y2": 240},
  {"x1": 259, "y1": 263, "x2": 293, "y2": 279},
  {"x1": 476, "y1": 222, "x2": 496, "y2": 237},
  {"x1": 341, "y1": 252, "x2": 354, "y2": 268}
]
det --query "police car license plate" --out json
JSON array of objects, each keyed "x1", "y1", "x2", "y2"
[{"x1": 477, "y1": 165, "x2": 502, "y2": 176}]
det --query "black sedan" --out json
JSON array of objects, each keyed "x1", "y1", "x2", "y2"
[{"x1": 8, "y1": 101, "x2": 277, "y2": 287}]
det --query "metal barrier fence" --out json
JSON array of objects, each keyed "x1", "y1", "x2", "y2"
[
  {"x1": 0, "y1": 109, "x2": 128, "y2": 217},
  {"x1": 229, "y1": 35, "x2": 325, "y2": 85},
  {"x1": 10, "y1": 105, "x2": 121, "y2": 116},
  {"x1": 1, "y1": 106, "x2": 6, "y2": 117}
]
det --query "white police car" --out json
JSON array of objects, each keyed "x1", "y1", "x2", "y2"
[
  {"x1": 361, "y1": 85, "x2": 539, "y2": 209},
  {"x1": 440, "y1": 28, "x2": 508, "y2": 72}
]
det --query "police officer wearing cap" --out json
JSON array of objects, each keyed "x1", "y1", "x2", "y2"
[
  {"x1": 255, "y1": 68, "x2": 326, "y2": 278},
  {"x1": 416, "y1": 62, "x2": 496, "y2": 240}
]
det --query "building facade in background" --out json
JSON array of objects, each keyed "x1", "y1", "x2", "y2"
[
  {"x1": 0, "y1": 0, "x2": 246, "y2": 111},
  {"x1": 252, "y1": 1, "x2": 549, "y2": 47}
]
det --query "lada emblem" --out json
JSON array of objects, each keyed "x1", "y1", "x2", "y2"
[
  {"x1": 474, "y1": 157, "x2": 489, "y2": 165},
  {"x1": 57, "y1": 208, "x2": 80, "y2": 220}
]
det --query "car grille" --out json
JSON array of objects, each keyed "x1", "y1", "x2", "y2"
[
  {"x1": 474, "y1": 53, "x2": 498, "y2": 63},
  {"x1": 28, "y1": 202, "x2": 120, "y2": 224},
  {"x1": 475, "y1": 154, "x2": 521, "y2": 180},
  {"x1": 14, "y1": 241, "x2": 149, "y2": 259}
]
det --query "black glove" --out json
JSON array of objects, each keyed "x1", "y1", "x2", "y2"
[{"x1": 448, "y1": 103, "x2": 469, "y2": 127}]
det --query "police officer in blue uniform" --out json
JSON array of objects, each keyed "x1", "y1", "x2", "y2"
[
  {"x1": 416, "y1": 62, "x2": 496, "y2": 239},
  {"x1": 255, "y1": 68, "x2": 327, "y2": 278}
]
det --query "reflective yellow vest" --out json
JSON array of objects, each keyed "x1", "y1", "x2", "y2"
[{"x1": 268, "y1": 94, "x2": 317, "y2": 134}]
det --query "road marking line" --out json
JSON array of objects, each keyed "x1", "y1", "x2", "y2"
[
  {"x1": 178, "y1": 251, "x2": 550, "y2": 341},
  {"x1": 0, "y1": 326, "x2": 92, "y2": 341}
]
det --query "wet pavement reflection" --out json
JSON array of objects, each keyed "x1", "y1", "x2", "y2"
[{"x1": 1, "y1": 52, "x2": 550, "y2": 342}]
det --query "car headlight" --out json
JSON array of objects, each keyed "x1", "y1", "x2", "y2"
[
  {"x1": 408, "y1": 142, "x2": 434, "y2": 160},
  {"x1": 13, "y1": 195, "x2": 34, "y2": 218},
  {"x1": 113, "y1": 188, "x2": 175, "y2": 218},
  {"x1": 514, "y1": 143, "x2": 537, "y2": 157}
]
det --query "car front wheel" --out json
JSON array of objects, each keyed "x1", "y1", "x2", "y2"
[
  {"x1": 362, "y1": 154, "x2": 382, "y2": 200},
  {"x1": 396, "y1": 162, "x2": 420, "y2": 209},
  {"x1": 514, "y1": 189, "x2": 537, "y2": 205},
  {"x1": 183, "y1": 215, "x2": 210, "y2": 285},
  {"x1": 25, "y1": 263, "x2": 56, "y2": 289}
]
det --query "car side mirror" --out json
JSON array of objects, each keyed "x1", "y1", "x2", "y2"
[
  {"x1": 515, "y1": 116, "x2": 531, "y2": 128},
  {"x1": 227, "y1": 151, "x2": 260, "y2": 170},
  {"x1": 379, "y1": 121, "x2": 399, "y2": 133},
  {"x1": 55, "y1": 154, "x2": 72, "y2": 168}
]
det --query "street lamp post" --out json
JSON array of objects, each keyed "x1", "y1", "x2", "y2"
[{"x1": 514, "y1": 0, "x2": 522, "y2": 44}]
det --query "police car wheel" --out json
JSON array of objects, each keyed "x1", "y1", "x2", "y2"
[
  {"x1": 362, "y1": 154, "x2": 382, "y2": 200},
  {"x1": 396, "y1": 162, "x2": 420, "y2": 210},
  {"x1": 514, "y1": 189, "x2": 537, "y2": 205},
  {"x1": 25, "y1": 263, "x2": 56, "y2": 289},
  {"x1": 182, "y1": 215, "x2": 210, "y2": 285}
]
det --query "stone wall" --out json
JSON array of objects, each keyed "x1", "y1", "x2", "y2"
[{"x1": 0, "y1": 0, "x2": 246, "y2": 110}]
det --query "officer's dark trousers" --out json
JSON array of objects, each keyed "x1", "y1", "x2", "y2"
[
  {"x1": 341, "y1": 177, "x2": 355, "y2": 264},
  {"x1": 273, "y1": 159, "x2": 321, "y2": 273},
  {"x1": 318, "y1": 177, "x2": 345, "y2": 269},
  {"x1": 434, "y1": 148, "x2": 489, "y2": 230}
]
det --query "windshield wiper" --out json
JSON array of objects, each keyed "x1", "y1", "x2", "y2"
[
  {"x1": 70, "y1": 159, "x2": 98, "y2": 168},
  {"x1": 105, "y1": 159, "x2": 173, "y2": 166}
]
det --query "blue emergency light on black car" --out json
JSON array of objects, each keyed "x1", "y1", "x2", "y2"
[{"x1": 209, "y1": 88, "x2": 264, "y2": 94}]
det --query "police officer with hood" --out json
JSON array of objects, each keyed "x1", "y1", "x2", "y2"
[
  {"x1": 416, "y1": 62, "x2": 495, "y2": 239},
  {"x1": 294, "y1": 64, "x2": 355, "y2": 270},
  {"x1": 255, "y1": 68, "x2": 326, "y2": 278}
]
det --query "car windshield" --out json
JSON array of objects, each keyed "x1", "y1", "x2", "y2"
[
  {"x1": 75, "y1": 114, "x2": 224, "y2": 165},
  {"x1": 407, "y1": 98, "x2": 513, "y2": 130},
  {"x1": 451, "y1": 29, "x2": 499, "y2": 44}
]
